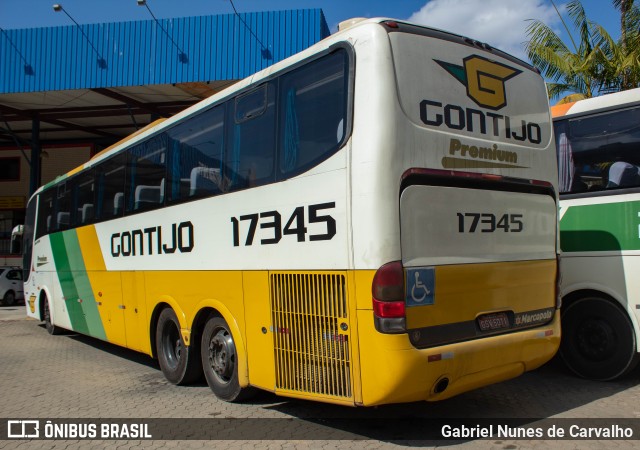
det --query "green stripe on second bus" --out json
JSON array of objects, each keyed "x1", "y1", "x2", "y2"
[
  {"x1": 560, "y1": 201, "x2": 640, "y2": 252},
  {"x1": 50, "y1": 231, "x2": 106, "y2": 340}
]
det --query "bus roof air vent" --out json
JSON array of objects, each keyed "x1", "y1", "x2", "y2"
[{"x1": 338, "y1": 18, "x2": 367, "y2": 31}]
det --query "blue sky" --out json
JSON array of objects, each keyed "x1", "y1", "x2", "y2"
[{"x1": 0, "y1": 0, "x2": 622, "y2": 63}]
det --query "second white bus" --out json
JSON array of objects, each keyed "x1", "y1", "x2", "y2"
[{"x1": 553, "y1": 87, "x2": 640, "y2": 380}]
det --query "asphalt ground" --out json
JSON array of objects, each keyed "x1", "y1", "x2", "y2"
[{"x1": 1, "y1": 305, "x2": 640, "y2": 449}]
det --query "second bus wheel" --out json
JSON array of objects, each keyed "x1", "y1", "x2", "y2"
[
  {"x1": 561, "y1": 296, "x2": 639, "y2": 381},
  {"x1": 156, "y1": 308, "x2": 202, "y2": 385},
  {"x1": 201, "y1": 315, "x2": 256, "y2": 402}
]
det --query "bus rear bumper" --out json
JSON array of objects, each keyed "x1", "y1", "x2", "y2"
[{"x1": 356, "y1": 310, "x2": 560, "y2": 406}]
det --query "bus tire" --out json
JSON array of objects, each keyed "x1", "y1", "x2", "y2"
[
  {"x1": 201, "y1": 315, "x2": 256, "y2": 402},
  {"x1": 43, "y1": 297, "x2": 63, "y2": 335},
  {"x1": 561, "y1": 296, "x2": 639, "y2": 380},
  {"x1": 156, "y1": 308, "x2": 202, "y2": 385},
  {"x1": 3, "y1": 290, "x2": 16, "y2": 306}
]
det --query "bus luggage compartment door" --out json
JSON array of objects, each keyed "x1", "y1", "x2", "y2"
[{"x1": 399, "y1": 184, "x2": 557, "y2": 349}]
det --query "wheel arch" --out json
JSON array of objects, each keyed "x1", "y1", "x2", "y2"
[
  {"x1": 192, "y1": 299, "x2": 249, "y2": 388},
  {"x1": 148, "y1": 296, "x2": 187, "y2": 360},
  {"x1": 37, "y1": 287, "x2": 53, "y2": 322}
]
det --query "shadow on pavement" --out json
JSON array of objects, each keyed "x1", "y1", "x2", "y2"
[{"x1": 33, "y1": 321, "x2": 640, "y2": 445}]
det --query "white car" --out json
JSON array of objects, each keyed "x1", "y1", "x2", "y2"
[{"x1": 0, "y1": 267, "x2": 23, "y2": 306}]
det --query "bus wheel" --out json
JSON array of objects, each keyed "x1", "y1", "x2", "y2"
[
  {"x1": 156, "y1": 308, "x2": 201, "y2": 385},
  {"x1": 201, "y1": 315, "x2": 255, "y2": 402},
  {"x1": 3, "y1": 291, "x2": 15, "y2": 306},
  {"x1": 43, "y1": 297, "x2": 62, "y2": 335},
  {"x1": 561, "y1": 296, "x2": 639, "y2": 380}
]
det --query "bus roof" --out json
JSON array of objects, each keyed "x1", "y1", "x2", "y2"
[
  {"x1": 33, "y1": 17, "x2": 539, "y2": 198},
  {"x1": 551, "y1": 87, "x2": 640, "y2": 119}
]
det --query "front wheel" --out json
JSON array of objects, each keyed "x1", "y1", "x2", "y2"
[
  {"x1": 561, "y1": 296, "x2": 639, "y2": 380},
  {"x1": 155, "y1": 308, "x2": 202, "y2": 385},
  {"x1": 3, "y1": 291, "x2": 15, "y2": 306},
  {"x1": 201, "y1": 315, "x2": 256, "y2": 402}
]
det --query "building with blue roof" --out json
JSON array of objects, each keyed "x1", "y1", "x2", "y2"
[{"x1": 0, "y1": 8, "x2": 330, "y2": 259}]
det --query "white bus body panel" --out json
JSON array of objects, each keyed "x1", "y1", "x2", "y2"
[
  {"x1": 349, "y1": 25, "x2": 556, "y2": 270},
  {"x1": 401, "y1": 186, "x2": 557, "y2": 267}
]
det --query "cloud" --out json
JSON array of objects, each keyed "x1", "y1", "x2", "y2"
[{"x1": 407, "y1": 0, "x2": 561, "y2": 61}]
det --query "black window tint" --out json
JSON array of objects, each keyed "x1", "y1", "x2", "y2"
[
  {"x1": 95, "y1": 153, "x2": 126, "y2": 220},
  {"x1": 235, "y1": 87, "x2": 267, "y2": 122},
  {"x1": 23, "y1": 197, "x2": 36, "y2": 279},
  {"x1": 167, "y1": 105, "x2": 226, "y2": 202},
  {"x1": 73, "y1": 170, "x2": 95, "y2": 226},
  {"x1": 556, "y1": 106, "x2": 640, "y2": 194},
  {"x1": 227, "y1": 84, "x2": 276, "y2": 191},
  {"x1": 278, "y1": 50, "x2": 348, "y2": 178},
  {"x1": 125, "y1": 135, "x2": 167, "y2": 213},
  {"x1": 7, "y1": 269, "x2": 21, "y2": 280},
  {"x1": 0, "y1": 157, "x2": 20, "y2": 181},
  {"x1": 55, "y1": 182, "x2": 71, "y2": 231},
  {"x1": 36, "y1": 190, "x2": 54, "y2": 238}
]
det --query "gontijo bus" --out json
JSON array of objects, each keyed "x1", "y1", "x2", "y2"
[
  {"x1": 553, "y1": 87, "x2": 640, "y2": 380},
  {"x1": 22, "y1": 18, "x2": 560, "y2": 406}
]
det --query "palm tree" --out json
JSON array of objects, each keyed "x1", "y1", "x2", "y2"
[
  {"x1": 526, "y1": 0, "x2": 640, "y2": 100},
  {"x1": 525, "y1": 0, "x2": 610, "y2": 101},
  {"x1": 603, "y1": 0, "x2": 640, "y2": 91}
]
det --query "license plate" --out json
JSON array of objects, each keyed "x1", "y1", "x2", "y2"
[{"x1": 477, "y1": 312, "x2": 510, "y2": 332}]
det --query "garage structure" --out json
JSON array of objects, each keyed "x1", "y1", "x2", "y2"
[{"x1": 0, "y1": 8, "x2": 330, "y2": 259}]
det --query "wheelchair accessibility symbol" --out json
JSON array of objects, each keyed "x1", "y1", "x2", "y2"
[{"x1": 406, "y1": 267, "x2": 435, "y2": 307}]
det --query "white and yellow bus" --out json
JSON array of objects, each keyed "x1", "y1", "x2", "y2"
[
  {"x1": 22, "y1": 18, "x2": 560, "y2": 406},
  {"x1": 553, "y1": 88, "x2": 640, "y2": 380}
]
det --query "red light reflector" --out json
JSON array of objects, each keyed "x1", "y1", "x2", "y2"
[
  {"x1": 372, "y1": 260, "x2": 404, "y2": 302},
  {"x1": 373, "y1": 299, "x2": 405, "y2": 318},
  {"x1": 428, "y1": 354, "x2": 442, "y2": 363}
]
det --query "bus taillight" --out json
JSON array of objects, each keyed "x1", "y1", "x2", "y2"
[
  {"x1": 556, "y1": 261, "x2": 563, "y2": 309},
  {"x1": 372, "y1": 261, "x2": 407, "y2": 334}
]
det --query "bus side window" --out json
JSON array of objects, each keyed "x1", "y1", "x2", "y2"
[
  {"x1": 561, "y1": 106, "x2": 640, "y2": 193},
  {"x1": 126, "y1": 135, "x2": 167, "y2": 213},
  {"x1": 56, "y1": 182, "x2": 71, "y2": 231},
  {"x1": 95, "y1": 153, "x2": 126, "y2": 221},
  {"x1": 73, "y1": 170, "x2": 95, "y2": 226},
  {"x1": 228, "y1": 84, "x2": 276, "y2": 191},
  {"x1": 278, "y1": 50, "x2": 348, "y2": 179},
  {"x1": 36, "y1": 191, "x2": 54, "y2": 238},
  {"x1": 166, "y1": 104, "x2": 226, "y2": 203}
]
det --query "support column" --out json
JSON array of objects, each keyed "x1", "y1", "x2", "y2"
[{"x1": 29, "y1": 115, "x2": 41, "y2": 196}]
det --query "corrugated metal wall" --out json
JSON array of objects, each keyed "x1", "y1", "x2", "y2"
[{"x1": 0, "y1": 9, "x2": 330, "y2": 94}]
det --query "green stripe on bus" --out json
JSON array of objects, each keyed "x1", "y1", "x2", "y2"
[
  {"x1": 560, "y1": 201, "x2": 640, "y2": 252},
  {"x1": 62, "y1": 230, "x2": 106, "y2": 340},
  {"x1": 50, "y1": 231, "x2": 106, "y2": 340}
]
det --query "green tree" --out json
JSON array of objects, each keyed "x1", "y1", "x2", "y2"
[
  {"x1": 525, "y1": 0, "x2": 610, "y2": 101},
  {"x1": 602, "y1": 0, "x2": 640, "y2": 91},
  {"x1": 526, "y1": 0, "x2": 640, "y2": 101}
]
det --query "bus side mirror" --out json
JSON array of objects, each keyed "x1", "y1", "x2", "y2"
[
  {"x1": 10, "y1": 224, "x2": 23, "y2": 255},
  {"x1": 10, "y1": 237, "x2": 22, "y2": 255}
]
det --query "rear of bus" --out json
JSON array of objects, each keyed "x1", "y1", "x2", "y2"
[{"x1": 348, "y1": 20, "x2": 560, "y2": 405}]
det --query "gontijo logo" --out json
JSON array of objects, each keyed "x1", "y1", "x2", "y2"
[
  {"x1": 436, "y1": 55, "x2": 522, "y2": 110},
  {"x1": 419, "y1": 54, "x2": 543, "y2": 151}
]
